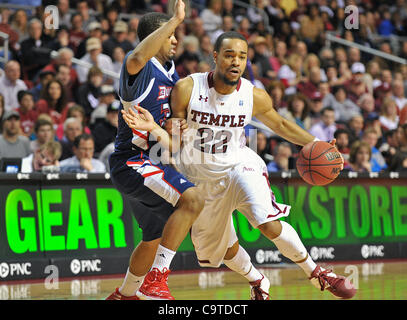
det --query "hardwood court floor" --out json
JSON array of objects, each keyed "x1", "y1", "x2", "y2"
[{"x1": 0, "y1": 261, "x2": 406, "y2": 300}]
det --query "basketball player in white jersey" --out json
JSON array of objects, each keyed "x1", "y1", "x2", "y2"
[{"x1": 123, "y1": 31, "x2": 356, "y2": 299}]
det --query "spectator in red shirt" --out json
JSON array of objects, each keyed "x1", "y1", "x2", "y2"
[
  {"x1": 35, "y1": 79, "x2": 69, "y2": 128},
  {"x1": 69, "y1": 13, "x2": 87, "y2": 55},
  {"x1": 16, "y1": 90, "x2": 38, "y2": 138},
  {"x1": 334, "y1": 128, "x2": 351, "y2": 167},
  {"x1": 297, "y1": 66, "x2": 321, "y2": 100}
]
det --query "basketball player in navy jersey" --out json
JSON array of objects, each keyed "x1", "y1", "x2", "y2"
[
  {"x1": 106, "y1": 0, "x2": 205, "y2": 300},
  {"x1": 123, "y1": 31, "x2": 356, "y2": 299}
]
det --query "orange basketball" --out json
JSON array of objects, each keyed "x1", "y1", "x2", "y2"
[{"x1": 296, "y1": 141, "x2": 343, "y2": 186}]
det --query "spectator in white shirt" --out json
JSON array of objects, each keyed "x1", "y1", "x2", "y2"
[
  {"x1": 392, "y1": 79, "x2": 407, "y2": 111},
  {"x1": 0, "y1": 60, "x2": 27, "y2": 111},
  {"x1": 76, "y1": 37, "x2": 114, "y2": 84}
]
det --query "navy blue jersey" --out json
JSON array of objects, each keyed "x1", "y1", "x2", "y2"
[{"x1": 114, "y1": 53, "x2": 179, "y2": 157}]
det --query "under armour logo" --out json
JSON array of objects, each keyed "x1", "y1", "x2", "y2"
[
  {"x1": 159, "y1": 253, "x2": 166, "y2": 258},
  {"x1": 199, "y1": 95, "x2": 208, "y2": 102}
]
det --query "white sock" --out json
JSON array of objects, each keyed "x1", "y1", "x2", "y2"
[
  {"x1": 223, "y1": 245, "x2": 263, "y2": 282},
  {"x1": 119, "y1": 268, "x2": 144, "y2": 296},
  {"x1": 272, "y1": 221, "x2": 317, "y2": 277},
  {"x1": 151, "y1": 244, "x2": 176, "y2": 271}
]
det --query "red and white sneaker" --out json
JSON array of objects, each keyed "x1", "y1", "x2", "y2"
[
  {"x1": 137, "y1": 267, "x2": 174, "y2": 300},
  {"x1": 309, "y1": 265, "x2": 357, "y2": 299},
  {"x1": 249, "y1": 274, "x2": 270, "y2": 300},
  {"x1": 106, "y1": 288, "x2": 140, "y2": 300}
]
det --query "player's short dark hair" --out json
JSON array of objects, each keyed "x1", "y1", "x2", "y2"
[
  {"x1": 214, "y1": 31, "x2": 248, "y2": 52},
  {"x1": 137, "y1": 12, "x2": 170, "y2": 42}
]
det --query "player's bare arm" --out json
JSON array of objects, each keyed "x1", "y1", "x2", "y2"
[
  {"x1": 170, "y1": 76, "x2": 193, "y2": 120},
  {"x1": 126, "y1": 0, "x2": 185, "y2": 75}
]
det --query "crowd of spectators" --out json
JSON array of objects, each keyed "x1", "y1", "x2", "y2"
[{"x1": 0, "y1": 0, "x2": 407, "y2": 174}]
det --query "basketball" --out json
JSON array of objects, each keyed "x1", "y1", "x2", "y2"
[{"x1": 296, "y1": 141, "x2": 343, "y2": 186}]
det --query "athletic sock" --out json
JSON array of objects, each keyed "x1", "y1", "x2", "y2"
[
  {"x1": 151, "y1": 244, "x2": 176, "y2": 272},
  {"x1": 223, "y1": 245, "x2": 263, "y2": 282},
  {"x1": 119, "y1": 268, "x2": 145, "y2": 296},
  {"x1": 271, "y1": 221, "x2": 317, "y2": 277}
]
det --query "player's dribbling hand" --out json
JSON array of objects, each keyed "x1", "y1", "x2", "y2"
[
  {"x1": 122, "y1": 106, "x2": 156, "y2": 132},
  {"x1": 329, "y1": 139, "x2": 344, "y2": 170}
]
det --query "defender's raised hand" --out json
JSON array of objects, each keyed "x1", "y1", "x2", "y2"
[{"x1": 173, "y1": 0, "x2": 186, "y2": 23}]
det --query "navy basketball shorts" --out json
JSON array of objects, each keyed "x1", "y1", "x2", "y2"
[{"x1": 109, "y1": 152, "x2": 195, "y2": 241}]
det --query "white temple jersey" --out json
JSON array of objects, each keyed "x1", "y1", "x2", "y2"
[{"x1": 178, "y1": 72, "x2": 254, "y2": 182}]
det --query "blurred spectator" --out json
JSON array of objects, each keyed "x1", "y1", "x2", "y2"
[
  {"x1": 91, "y1": 102, "x2": 119, "y2": 155},
  {"x1": 267, "y1": 142, "x2": 292, "y2": 173},
  {"x1": 280, "y1": 93, "x2": 311, "y2": 131},
  {"x1": 59, "y1": 117, "x2": 83, "y2": 161},
  {"x1": 60, "y1": 133, "x2": 106, "y2": 173},
  {"x1": 309, "y1": 106, "x2": 337, "y2": 141},
  {"x1": 391, "y1": 79, "x2": 407, "y2": 112},
  {"x1": 104, "y1": 5, "x2": 120, "y2": 35},
  {"x1": 254, "y1": 131, "x2": 272, "y2": 165},
  {"x1": 347, "y1": 114, "x2": 365, "y2": 144},
  {"x1": 237, "y1": 17, "x2": 251, "y2": 41},
  {"x1": 378, "y1": 9, "x2": 395, "y2": 36},
  {"x1": 29, "y1": 69, "x2": 55, "y2": 103},
  {"x1": 0, "y1": 8, "x2": 20, "y2": 57},
  {"x1": 68, "y1": 13, "x2": 87, "y2": 55},
  {"x1": 90, "y1": 85, "x2": 118, "y2": 125},
  {"x1": 211, "y1": 14, "x2": 235, "y2": 44},
  {"x1": 379, "y1": 97, "x2": 399, "y2": 132},
  {"x1": 362, "y1": 127, "x2": 387, "y2": 172},
  {"x1": 331, "y1": 85, "x2": 360, "y2": 123},
  {"x1": 277, "y1": 53, "x2": 303, "y2": 95},
  {"x1": 266, "y1": 80, "x2": 286, "y2": 110},
  {"x1": 199, "y1": 34, "x2": 215, "y2": 70},
  {"x1": 19, "y1": 18, "x2": 52, "y2": 80},
  {"x1": 55, "y1": 64, "x2": 77, "y2": 103},
  {"x1": 334, "y1": 128, "x2": 351, "y2": 167},
  {"x1": 308, "y1": 91, "x2": 324, "y2": 126},
  {"x1": 252, "y1": 36, "x2": 276, "y2": 81},
  {"x1": 388, "y1": 124, "x2": 407, "y2": 171},
  {"x1": 299, "y1": 4, "x2": 323, "y2": 52},
  {"x1": 0, "y1": 110, "x2": 31, "y2": 158},
  {"x1": 21, "y1": 140, "x2": 62, "y2": 173},
  {"x1": 200, "y1": 0, "x2": 223, "y2": 39},
  {"x1": 270, "y1": 40, "x2": 287, "y2": 73},
  {"x1": 77, "y1": 66, "x2": 104, "y2": 118},
  {"x1": 302, "y1": 53, "x2": 327, "y2": 83},
  {"x1": 76, "y1": 0, "x2": 98, "y2": 32},
  {"x1": 344, "y1": 140, "x2": 372, "y2": 173},
  {"x1": 10, "y1": 9, "x2": 30, "y2": 43},
  {"x1": 297, "y1": 66, "x2": 321, "y2": 100},
  {"x1": 112, "y1": 46, "x2": 125, "y2": 91},
  {"x1": 176, "y1": 51, "x2": 200, "y2": 79},
  {"x1": 77, "y1": 37, "x2": 114, "y2": 84},
  {"x1": 366, "y1": 60, "x2": 382, "y2": 90},
  {"x1": 357, "y1": 93, "x2": 376, "y2": 120},
  {"x1": 30, "y1": 117, "x2": 55, "y2": 153},
  {"x1": 76, "y1": 21, "x2": 104, "y2": 59},
  {"x1": 35, "y1": 79, "x2": 69, "y2": 128},
  {"x1": 56, "y1": 104, "x2": 91, "y2": 141},
  {"x1": 46, "y1": 25, "x2": 72, "y2": 52},
  {"x1": 379, "y1": 129, "x2": 399, "y2": 167},
  {"x1": 56, "y1": 0, "x2": 71, "y2": 27},
  {"x1": 16, "y1": 90, "x2": 37, "y2": 138},
  {"x1": 102, "y1": 21, "x2": 133, "y2": 58},
  {"x1": 0, "y1": 60, "x2": 28, "y2": 111}
]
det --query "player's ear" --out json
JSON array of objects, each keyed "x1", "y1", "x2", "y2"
[{"x1": 213, "y1": 51, "x2": 217, "y2": 64}]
